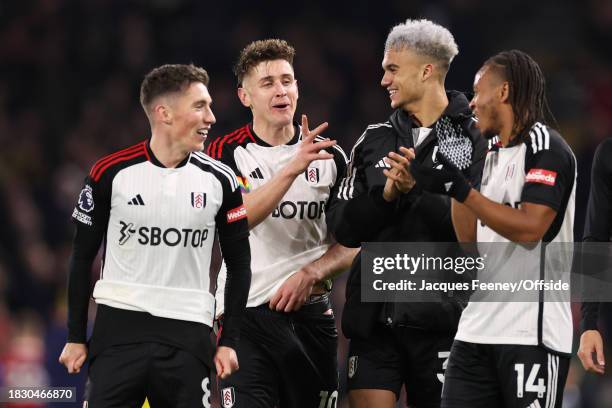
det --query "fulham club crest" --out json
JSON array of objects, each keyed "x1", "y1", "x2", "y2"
[
  {"x1": 191, "y1": 192, "x2": 206, "y2": 209},
  {"x1": 305, "y1": 167, "x2": 320, "y2": 184},
  {"x1": 221, "y1": 387, "x2": 235, "y2": 408}
]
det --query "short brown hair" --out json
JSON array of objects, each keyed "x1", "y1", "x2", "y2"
[
  {"x1": 140, "y1": 64, "x2": 209, "y2": 112},
  {"x1": 233, "y1": 39, "x2": 295, "y2": 86}
]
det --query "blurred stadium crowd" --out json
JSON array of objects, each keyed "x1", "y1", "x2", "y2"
[{"x1": 0, "y1": 0, "x2": 610, "y2": 406}]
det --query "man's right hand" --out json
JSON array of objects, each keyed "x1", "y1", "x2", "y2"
[
  {"x1": 578, "y1": 330, "x2": 605, "y2": 374},
  {"x1": 59, "y1": 342, "x2": 88, "y2": 374},
  {"x1": 285, "y1": 115, "x2": 335, "y2": 177}
]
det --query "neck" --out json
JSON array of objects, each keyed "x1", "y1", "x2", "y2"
[
  {"x1": 149, "y1": 130, "x2": 190, "y2": 168},
  {"x1": 405, "y1": 86, "x2": 448, "y2": 128},
  {"x1": 252, "y1": 118, "x2": 294, "y2": 146},
  {"x1": 498, "y1": 109, "x2": 517, "y2": 147}
]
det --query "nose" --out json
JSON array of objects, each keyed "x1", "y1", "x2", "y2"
[
  {"x1": 381, "y1": 72, "x2": 391, "y2": 88},
  {"x1": 274, "y1": 81, "x2": 287, "y2": 96},
  {"x1": 468, "y1": 97, "x2": 476, "y2": 111},
  {"x1": 205, "y1": 107, "x2": 216, "y2": 125}
]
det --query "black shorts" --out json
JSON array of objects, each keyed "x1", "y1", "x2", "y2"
[
  {"x1": 347, "y1": 324, "x2": 454, "y2": 408},
  {"x1": 217, "y1": 294, "x2": 338, "y2": 408},
  {"x1": 442, "y1": 340, "x2": 569, "y2": 408},
  {"x1": 84, "y1": 342, "x2": 211, "y2": 408}
]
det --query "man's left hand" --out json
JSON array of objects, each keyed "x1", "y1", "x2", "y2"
[
  {"x1": 269, "y1": 269, "x2": 316, "y2": 312},
  {"x1": 214, "y1": 346, "x2": 239, "y2": 379}
]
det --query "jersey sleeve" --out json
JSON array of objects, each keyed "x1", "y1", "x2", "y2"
[
  {"x1": 215, "y1": 172, "x2": 250, "y2": 243},
  {"x1": 521, "y1": 136, "x2": 575, "y2": 211},
  {"x1": 325, "y1": 143, "x2": 349, "y2": 208},
  {"x1": 67, "y1": 173, "x2": 112, "y2": 342},
  {"x1": 214, "y1": 171, "x2": 251, "y2": 349},
  {"x1": 326, "y1": 131, "x2": 396, "y2": 247},
  {"x1": 206, "y1": 134, "x2": 244, "y2": 178}
]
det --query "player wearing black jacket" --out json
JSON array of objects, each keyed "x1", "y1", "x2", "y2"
[
  {"x1": 326, "y1": 19, "x2": 487, "y2": 408},
  {"x1": 578, "y1": 138, "x2": 612, "y2": 375}
]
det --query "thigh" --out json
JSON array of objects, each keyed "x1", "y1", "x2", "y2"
[
  {"x1": 402, "y1": 329, "x2": 454, "y2": 408},
  {"x1": 218, "y1": 328, "x2": 279, "y2": 408},
  {"x1": 294, "y1": 309, "x2": 338, "y2": 388},
  {"x1": 84, "y1": 343, "x2": 148, "y2": 408},
  {"x1": 348, "y1": 389, "x2": 396, "y2": 408},
  {"x1": 495, "y1": 345, "x2": 569, "y2": 408},
  {"x1": 441, "y1": 341, "x2": 503, "y2": 408},
  {"x1": 346, "y1": 327, "x2": 403, "y2": 399},
  {"x1": 147, "y1": 343, "x2": 211, "y2": 408}
]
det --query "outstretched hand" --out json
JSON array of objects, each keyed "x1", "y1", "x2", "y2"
[{"x1": 285, "y1": 115, "x2": 336, "y2": 177}]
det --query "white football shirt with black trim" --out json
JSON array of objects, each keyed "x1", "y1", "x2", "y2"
[
  {"x1": 71, "y1": 141, "x2": 248, "y2": 327},
  {"x1": 456, "y1": 122, "x2": 576, "y2": 354},
  {"x1": 208, "y1": 124, "x2": 348, "y2": 314}
]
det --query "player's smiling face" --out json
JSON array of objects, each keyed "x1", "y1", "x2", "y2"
[
  {"x1": 169, "y1": 82, "x2": 216, "y2": 152},
  {"x1": 381, "y1": 48, "x2": 426, "y2": 111},
  {"x1": 469, "y1": 66, "x2": 503, "y2": 139},
  {"x1": 239, "y1": 59, "x2": 298, "y2": 128}
]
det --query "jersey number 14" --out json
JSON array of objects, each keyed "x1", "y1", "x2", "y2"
[{"x1": 514, "y1": 363, "x2": 546, "y2": 398}]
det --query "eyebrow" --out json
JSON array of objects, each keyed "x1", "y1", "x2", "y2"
[
  {"x1": 193, "y1": 99, "x2": 212, "y2": 106},
  {"x1": 258, "y1": 74, "x2": 293, "y2": 83},
  {"x1": 383, "y1": 63, "x2": 399, "y2": 70}
]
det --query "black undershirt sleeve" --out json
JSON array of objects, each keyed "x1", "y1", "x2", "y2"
[
  {"x1": 67, "y1": 223, "x2": 104, "y2": 342},
  {"x1": 215, "y1": 174, "x2": 251, "y2": 349},
  {"x1": 67, "y1": 174, "x2": 110, "y2": 343},
  {"x1": 217, "y1": 235, "x2": 251, "y2": 349}
]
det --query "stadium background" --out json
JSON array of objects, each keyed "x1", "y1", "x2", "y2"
[{"x1": 0, "y1": 0, "x2": 610, "y2": 406}]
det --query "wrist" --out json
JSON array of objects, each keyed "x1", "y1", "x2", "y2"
[{"x1": 300, "y1": 264, "x2": 322, "y2": 283}]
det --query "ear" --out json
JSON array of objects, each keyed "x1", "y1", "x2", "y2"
[
  {"x1": 295, "y1": 79, "x2": 299, "y2": 100},
  {"x1": 237, "y1": 87, "x2": 251, "y2": 108},
  {"x1": 153, "y1": 103, "x2": 172, "y2": 125},
  {"x1": 422, "y1": 63, "x2": 434, "y2": 81},
  {"x1": 499, "y1": 81, "x2": 510, "y2": 103}
]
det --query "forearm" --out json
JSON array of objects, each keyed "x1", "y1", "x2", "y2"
[
  {"x1": 67, "y1": 255, "x2": 93, "y2": 343},
  {"x1": 243, "y1": 167, "x2": 297, "y2": 229},
  {"x1": 462, "y1": 189, "x2": 549, "y2": 242},
  {"x1": 219, "y1": 235, "x2": 251, "y2": 349},
  {"x1": 302, "y1": 243, "x2": 359, "y2": 282},
  {"x1": 451, "y1": 199, "x2": 477, "y2": 242}
]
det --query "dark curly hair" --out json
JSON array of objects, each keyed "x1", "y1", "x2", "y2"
[{"x1": 483, "y1": 50, "x2": 556, "y2": 137}]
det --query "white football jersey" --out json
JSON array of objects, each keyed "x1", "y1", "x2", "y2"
[
  {"x1": 208, "y1": 124, "x2": 347, "y2": 314},
  {"x1": 456, "y1": 123, "x2": 576, "y2": 354},
  {"x1": 72, "y1": 141, "x2": 248, "y2": 327}
]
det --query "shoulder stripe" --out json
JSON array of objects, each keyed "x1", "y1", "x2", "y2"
[
  {"x1": 241, "y1": 125, "x2": 256, "y2": 143},
  {"x1": 366, "y1": 122, "x2": 392, "y2": 129},
  {"x1": 90, "y1": 141, "x2": 145, "y2": 177},
  {"x1": 192, "y1": 152, "x2": 239, "y2": 190},
  {"x1": 314, "y1": 135, "x2": 349, "y2": 163},
  {"x1": 216, "y1": 125, "x2": 251, "y2": 159},
  {"x1": 535, "y1": 122, "x2": 550, "y2": 150},
  {"x1": 91, "y1": 149, "x2": 146, "y2": 182},
  {"x1": 207, "y1": 127, "x2": 243, "y2": 158},
  {"x1": 528, "y1": 122, "x2": 551, "y2": 154},
  {"x1": 338, "y1": 130, "x2": 368, "y2": 200},
  {"x1": 210, "y1": 128, "x2": 243, "y2": 159}
]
